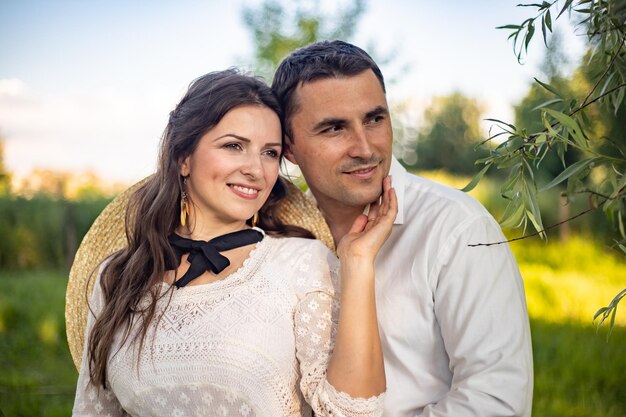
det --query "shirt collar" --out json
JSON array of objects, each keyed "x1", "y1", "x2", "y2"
[{"x1": 389, "y1": 156, "x2": 406, "y2": 225}]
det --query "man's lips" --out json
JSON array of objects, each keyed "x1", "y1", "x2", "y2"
[{"x1": 342, "y1": 163, "x2": 381, "y2": 179}]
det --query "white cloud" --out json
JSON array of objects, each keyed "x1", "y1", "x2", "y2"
[
  {"x1": 0, "y1": 78, "x2": 180, "y2": 183},
  {"x1": 0, "y1": 78, "x2": 26, "y2": 96}
]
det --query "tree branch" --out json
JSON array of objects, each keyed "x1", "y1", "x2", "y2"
[
  {"x1": 468, "y1": 188, "x2": 626, "y2": 247},
  {"x1": 571, "y1": 82, "x2": 626, "y2": 116},
  {"x1": 468, "y1": 206, "x2": 596, "y2": 247}
]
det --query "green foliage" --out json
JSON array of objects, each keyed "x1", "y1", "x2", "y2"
[
  {"x1": 0, "y1": 140, "x2": 10, "y2": 196},
  {"x1": 513, "y1": 38, "x2": 588, "y2": 182},
  {"x1": 242, "y1": 0, "x2": 365, "y2": 77},
  {"x1": 467, "y1": 0, "x2": 626, "y2": 328},
  {"x1": 483, "y1": 1, "x2": 626, "y2": 240},
  {"x1": 0, "y1": 270, "x2": 77, "y2": 417},
  {"x1": 420, "y1": 168, "x2": 618, "y2": 240},
  {"x1": 402, "y1": 93, "x2": 490, "y2": 176},
  {"x1": 0, "y1": 195, "x2": 110, "y2": 270}
]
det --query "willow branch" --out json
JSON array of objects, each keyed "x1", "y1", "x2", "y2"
[
  {"x1": 571, "y1": 82, "x2": 626, "y2": 116},
  {"x1": 468, "y1": 188, "x2": 626, "y2": 247}
]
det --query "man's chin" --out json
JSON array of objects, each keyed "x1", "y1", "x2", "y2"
[{"x1": 340, "y1": 188, "x2": 384, "y2": 208}]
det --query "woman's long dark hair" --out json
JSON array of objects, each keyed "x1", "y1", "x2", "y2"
[{"x1": 88, "y1": 69, "x2": 313, "y2": 388}]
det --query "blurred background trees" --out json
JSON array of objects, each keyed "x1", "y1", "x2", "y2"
[
  {"x1": 0, "y1": 140, "x2": 10, "y2": 195},
  {"x1": 242, "y1": 0, "x2": 365, "y2": 78},
  {"x1": 0, "y1": 141, "x2": 119, "y2": 270},
  {"x1": 400, "y1": 92, "x2": 489, "y2": 176}
]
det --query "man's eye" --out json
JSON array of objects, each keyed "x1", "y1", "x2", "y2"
[
  {"x1": 322, "y1": 125, "x2": 343, "y2": 134},
  {"x1": 367, "y1": 115, "x2": 384, "y2": 124}
]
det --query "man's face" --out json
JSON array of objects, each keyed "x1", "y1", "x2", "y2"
[{"x1": 285, "y1": 70, "x2": 393, "y2": 212}]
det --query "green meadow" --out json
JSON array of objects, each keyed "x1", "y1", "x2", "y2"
[{"x1": 0, "y1": 235, "x2": 624, "y2": 416}]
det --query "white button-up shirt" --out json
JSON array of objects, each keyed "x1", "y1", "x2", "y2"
[{"x1": 374, "y1": 158, "x2": 533, "y2": 416}]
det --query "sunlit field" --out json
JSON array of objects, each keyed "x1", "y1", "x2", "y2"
[
  {"x1": 516, "y1": 236, "x2": 626, "y2": 327},
  {"x1": 513, "y1": 238, "x2": 626, "y2": 416}
]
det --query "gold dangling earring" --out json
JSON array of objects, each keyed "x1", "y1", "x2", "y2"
[
  {"x1": 251, "y1": 212, "x2": 259, "y2": 228},
  {"x1": 180, "y1": 178, "x2": 190, "y2": 227}
]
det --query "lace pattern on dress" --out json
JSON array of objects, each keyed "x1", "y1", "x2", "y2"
[{"x1": 72, "y1": 237, "x2": 384, "y2": 417}]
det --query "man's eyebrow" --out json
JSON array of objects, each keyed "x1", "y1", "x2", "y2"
[
  {"x1": 365, "y1": 106, "x2": 389, "y2": 119},
  {"x1": 312, "y1": 118, "x2": 346, "y2": 132}
]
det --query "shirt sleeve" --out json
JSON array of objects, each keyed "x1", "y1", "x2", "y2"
[
  {"x1": 291, "y1": 242, "x2": 385, "y2": 417},
  {"x1": 72, "y1": 265, "x2": 128, "y2": 417},
  {"x1": 422, "y1": 215, "x2": 533, "y2": 417}
]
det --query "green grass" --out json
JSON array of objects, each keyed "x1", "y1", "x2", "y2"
[
  {"x1": 530, "y1": 319, "x2": 626, "y2": 417},
  {"x1": 514, "y1": 237, "x2": 626, "y2": 416},
  {"x1": 1, "y1": 238, "x2": 625, "y2": 416},
  {"x1": 513, "y1": 236, "x2": 626, "y2": 327},
  {"x1": 0, "y1": 270, "x2": 77, "y2": 417}
]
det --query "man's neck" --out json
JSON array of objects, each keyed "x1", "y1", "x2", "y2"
[{"x1": 316, "y1": 200, "x2": 366, "y2": 246}]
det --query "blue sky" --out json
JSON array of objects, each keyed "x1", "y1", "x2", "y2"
[{"x1": 0, "y1": 0, "x2": 585, "y2": 182}]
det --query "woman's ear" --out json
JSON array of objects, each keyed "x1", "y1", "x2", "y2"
[{"x1": 179, "y1": 156, "x2": 191, "y2": 177}]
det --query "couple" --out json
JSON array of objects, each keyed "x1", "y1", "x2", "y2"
[{"x1": 70, "y1": 41, "x2": 533, "y2": 416}]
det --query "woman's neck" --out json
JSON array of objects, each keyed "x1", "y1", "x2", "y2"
[{"x1": 176, "y1": 217, "x2": 249, "y2": 241}]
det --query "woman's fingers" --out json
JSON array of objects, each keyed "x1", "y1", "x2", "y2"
[
  {"x1": 363, "y1": 176, "x2": 391, "y2": 230},
  {"x1": 349, "y1": 214, "x2": 369, "y2": 234},
  {"x1": 364, "y1": 179, "x2": 397, "y2": 241},
  {"x1": 381, "y1": 176, "x2": 394, "y2": 216},
  {"x1": 338, "y1": 176, "x2": 398, "y2": 260}
]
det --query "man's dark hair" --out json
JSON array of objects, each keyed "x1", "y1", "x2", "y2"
[{"x1": 272, "y1": 40, "x2": 386, "y2": 140}]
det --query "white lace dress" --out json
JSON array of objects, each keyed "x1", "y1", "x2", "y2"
[{"x1": 72, "y1": 236, "x2": 384, "y2": 417}]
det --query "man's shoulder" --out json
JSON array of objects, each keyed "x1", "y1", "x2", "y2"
[{"x1": 402, "y1": 172, "x2": 490, "y2": 220}]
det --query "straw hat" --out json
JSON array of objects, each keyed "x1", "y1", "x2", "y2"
[{"x1": 65, "y1": 178, "x2": 333, "y2": 371}]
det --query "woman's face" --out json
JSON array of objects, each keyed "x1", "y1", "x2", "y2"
[{"x1": 180, "y1": 104, "x2": 282, "y2": 230}]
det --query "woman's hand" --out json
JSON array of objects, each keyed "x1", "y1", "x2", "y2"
[
  {"x1": 326, "y1": 175, "x2": 396, "y2": 397},
  {"x1": 337, "y1": 175, "x2": 398, "y2": 263}
]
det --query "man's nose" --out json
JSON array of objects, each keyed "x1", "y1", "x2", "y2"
[{"x1": 347, "y1": 126, "x2": 374, "y2": 159}]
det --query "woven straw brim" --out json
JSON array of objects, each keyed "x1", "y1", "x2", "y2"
[{"x1": 65, "y1": 178, "x2": 333, "y2": 371}]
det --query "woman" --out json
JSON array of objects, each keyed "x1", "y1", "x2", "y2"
[{"x1": 72, "y1": 69, "x2": 396, "y2": 417}]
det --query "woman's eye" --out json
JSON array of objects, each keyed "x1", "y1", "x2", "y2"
[
  {"x1": 263, "y1": 149, "x2": 280, "y2": 158},
  {"x1": 224, "y1": 143, "x2": 243, "y2": 151}
]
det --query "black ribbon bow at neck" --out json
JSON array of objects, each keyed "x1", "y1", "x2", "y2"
[{"x1": 168, "y1": 228, "x2": 264, "y2": 288}]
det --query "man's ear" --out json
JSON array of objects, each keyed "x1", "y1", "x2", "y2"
[{"x1": 283, "y1": 139, "x2": 298, "y2": 165}]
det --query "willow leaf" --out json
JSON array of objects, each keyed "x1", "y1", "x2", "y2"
[
  {"x1": 538, "y1": 157, "x2": 602, "y2": 192},
  {"x1": 460, "y1": 164, "x2": 491, "y2": 192}
]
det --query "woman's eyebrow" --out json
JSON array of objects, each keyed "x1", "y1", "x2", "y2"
[
  {"x1": 214, "y1": 133, "x2": 250, "y2": 142},
  {"x1": 214, "y1": 134, "x2": 281, "y2": 147}
]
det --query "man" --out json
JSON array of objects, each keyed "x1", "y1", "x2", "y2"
[{"x1": 272, "y1": 40, "x2": 533, "y2": 416}]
